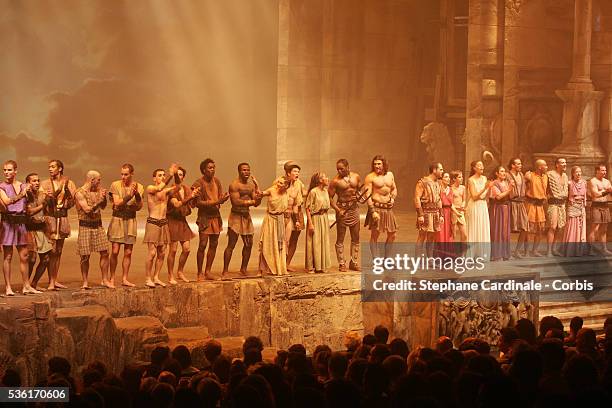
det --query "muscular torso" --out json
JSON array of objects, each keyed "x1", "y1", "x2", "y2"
[
  {"x1": 589, "y1": 177, "x2": 611, "y2": 202},
  {"x1": 332, "y1": 172, "x2": 360, "y2": 203},
  {"x1": 230, "y1": 179, "x2": 255, "y2": 210},
  {"x1": 147, "y1": 187, "x2": 170, "y2": 219},
  {"x1": 369, "y1": 172, "x2": 395, "y2": 203}
]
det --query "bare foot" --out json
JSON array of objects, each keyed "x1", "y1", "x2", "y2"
[
  {"x1": 196, "y1": 274, "x2": 206, "y2": 282},
  {"x1": 169, "y1": 278, "x2": 178, "y2": 285},
  {"x1": 101, "y1": 280, "x2": 115, "y2": 289},
  {"x1": 5, "y1": 288, "x2": 15, "y2": 296},
  {"x1": 205, "y1": 274, "x2": 220, "y2": 281},
  {"x1": 47, "y1": 284, "x2": 57, "y2": 291},
  {"x1": 177, "y1": 273, "x2": 190, "y2": 283},
  {"x1": 145, "y1": 279, "x2": 156, "y2": 288},
  {"x1": 122, "y1": 280, "x2": 136, "y2": 287},
  {"x1": 81, "y1": 284, "x2": 90, "y2": 290},
  {"x1": 287, "y1": 266, "x2": 296, "y2": 272},
  {"x1": 239, "y1": 269, "x2": 248, "y2": 277},
  {"x1": 54, "y1": 282, "x2": 67, "y2": 289},
  {"x1": 153, "y1": 278, "x2": 167, "y2": 287}
]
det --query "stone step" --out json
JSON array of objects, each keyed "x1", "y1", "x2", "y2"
[
  {"x1": 538, "y1": 301, "x2": 612, "y2": 332},
  {"x1": 167, "y1": 326, "x2": 211, "y2": 349}
]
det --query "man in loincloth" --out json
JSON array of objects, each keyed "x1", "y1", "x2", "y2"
[
  {"x1": 524, "y1": 159, "x2": 549, "y2": 256},
  {"x1": 25, "y1": 173, "x2": 53, "y2": 290},
  {"x1": 192, "y1": 159, "x2": 229, "y2": 280},
  {"x1": 329, "y1": 159, "x2": 361, "y2": 271},
  {"x1": 40, "y1": 159, "x2": 77, "y2": 290},
  {"x1": 222, "y1": 162, "x2": 262, "y2": 278},
  {"x1": 144, "y1": 164, "x2": 179, "y2": 288},
  {"x1": 283, "y1": 161, "x2": 307, "y2": 272},
  {"x1": 107, "y1": 163, "x2": 144, "y2": 287},
  {"x1": 546, "y1": 157, "x2": 568, "y2": 256},
  {"x1": 414, "y1": 162, "x2": 444, "y2": 257},
  {"x1": 75, "y1": 171, "x2": 110, "y2": 289},
  {"x1": 587, "y1": 164, "x2": 612, "y2": 255},
  {"x1": 364, "y1": 155, "x2": 398, "y2": 259}
]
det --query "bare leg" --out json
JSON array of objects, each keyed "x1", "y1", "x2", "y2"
[
  {"x1": 31, "y1": 252, "x2": 50, "y2": 289},
  {"x1": 531, "y1": 231, "x2": 543, "y2": 256},
  {"x1": 205, "y1": 235, "x2": 219, "y2": 279},
  {"x1": 546, "y1": 228, "x2": 555, "y2": 256},
  {"x1": 109, "y1": 243, "x2": 121, "y2": 284},
  {"x1": 100, "y1": 250, "x2": 111, "y2": 287},
  {"x1": 240, "y1": 235, "x2": 253, "y2": 275},
  {"x1": 18, "y1": 245, "x2": 40, "y2": 293},
  {"x1": 385, "y1": 231, "x2": 397, "y2": 259},
  {"x1": 197, "y1": 232, "x2": 209, "y2": 280},
  {"x1": 80, "y1": 255, "x2": 91, "y2": 289},
  {"x1": 3, "y1": 246, "x2": 14, "y2": 295},
  {"x1": 370, "y1": 230, "x2": 381, "y2": 259},
  {"x1": 28, "y1": 251, "x2": 37, "y2": 278},
  {"x1": 177, "y1": 241, "x2": 190, "y2": 282},
  {"x1": 223, "y1": 229, "x2": 239, "y2": 276},
  {"x1": 145, "y1": 243, "x2": 157, "y2": 287},
  {"x1": 48, "y1": 239, "x2": 67, "y2": 289},
  {"x1": 600, "y1": 223, "x2": 612, "y2": 255},
  {"x1": 122, "y1": 245, "x2": 135, "y2": 286},
  {"x1": 286, "y1": 230, "x2": 301, "y2": 272},
  {"x1": 153, "y1": 245, "x2": 167, "y2": 286},
  {"x1": 167, "y1": 242, "x2": 179, "y2": 284}
]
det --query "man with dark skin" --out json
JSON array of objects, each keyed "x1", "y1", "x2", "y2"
[
  {"x1": 40, "y1": 160, "x2": 76, "y2": 290},
  {"x1": 25, "y1": 173, "x2": 53, "y2": 290},
  {"x1": 192, "y1": 159, "x2": 230, "y2": 281},
  {"x1": 222, "y1": 163, "x2": 262, "y2": 279},
  {"x1": 328, "y1": 159, "x2": 361, "y2": 271}
]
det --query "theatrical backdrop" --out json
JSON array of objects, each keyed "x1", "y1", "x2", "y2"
[{"x1": 0, "y1": 0, "x2": 611, "y2": 389}]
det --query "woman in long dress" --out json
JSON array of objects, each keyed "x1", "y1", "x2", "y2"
[
  {"x1": 489, "y1": 166, "x2": 513, "y2": 261},
  {"x1": 305, "y1": 172, "x2": 332, "y2": 273},
  {"x1": 258, "y1": 177, "x2": 290, "y2": 276},
  {"x1": 465, "y1": 161, "x2": 492, "y2": 259},
  {"x1": 562, "y1": 166, "x2": 587, "y2": 256}
]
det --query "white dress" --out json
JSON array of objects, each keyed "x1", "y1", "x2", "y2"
[{"x1": 465, "y1": 176, "x2": 490, "y2": 259}]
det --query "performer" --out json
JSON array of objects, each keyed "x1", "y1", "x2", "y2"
[
  {"x1": 167, "y1": 166, "x2": 199, "y2": 284},
  {"x1": 107, "y1": 164, "x2": 144, "y2": 287},
  {"x1": 144, "y1": 165, "x2": 179, "y2": 288},
  {"x1": 587, "y1": 164, "x2": 612, "y2": 255},
  {"x1": 546, "y1": 158, "x2": 568, "y2": 256},
  {"x1": 283, "y1": 161, "x2": 307, "y2": 272},
  {"x1": 192, "y1": 159, "x2": 229, "y2": 280},
  {"x1": 75, "y1": 171, "x2": 109, "y2": 289},
  {"x1": 435, "y1": 172, "x2": 454, "y2": 257},
  {"x1": 259, "y1": 176, "x2": 290, "y2": 276},
  {"x1": 40, "y1": 159, "x2": 76, "y2": 290},
  {"x1": 562, "y1": 166, "x2": 588, "y2": 257},
  {"x1": 465, "y1": 160, "x2": 492, "y2": 259},
  {"x1": 222, "y1": 163, "x2": 261, "y2": 278},
  {"x1": 0, "y1": 161, "x2": 41, "y2": 295},
  {"x1": 489, "y1": 166, "x2": 513, "y2": 261},
  {"x1": 507, "y1": 158, "x2": 529, "y2": 258},
  {"x1": 414, "y1": 163, "x2": 443, "y2": 256},
  {"x1": 365, "y1": 155, "x2": 398, "y2": 259},
  {"x1": 449, "y1": 171, "x2": 467, "y2": 243},
  {"x1": 328, "y1": 159, "x2": 361, "y2": 271},
  {"x1": 524, "y1": 160, "x2": 549, "y2": 256},
  {"x1": 305, "y1": 172, "x2": 332, "y2": 273},
  {"x1": 25, "y1": 173, "x2": 53, "y2": 290}
]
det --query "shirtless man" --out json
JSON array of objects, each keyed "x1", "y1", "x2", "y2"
[
  {"x1": 40, "y1": 160, "x2": 76, "y2": 290},
  {"x1": 283, "y1": 161, "x2": 307, "y2": 272},
  {"x1": 524, "y1": 159, "x2": 549, "y2": 256},
  {"x1": 75, "y1": 171, "x2": 109, "y2": 289},
  {"x1": 329, "y1": 159, "x2": 361, "y2": 271},
  {"x1": 25, "y1": 173, "x2": 53, "y2": 290},
  {"x1": 546, "y1": 158, "x2": 568, "y2": 256},
  {"x1": 192, "y1": 159, "x2": 230, "y2": 281},
  {"x1": 414, "y1": 163, "x2": 444, "y2": 256},
  {"x1": 222, "y1": 163, "x2": 262, "y2": 278},
  {"x1": 144, "y1": 165, "x2": 179, "y2": 288},
  {"x1": 364, "y1": 155, "x2": 398, "y2": 259},
  {"x1": 587, "y1": 164, "x2": 612, "y2": 255},
  {"x1": 107, "y1": 164, "x2": 144, "y2": 287}
]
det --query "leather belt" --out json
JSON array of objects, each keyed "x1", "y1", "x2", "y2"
[
  {"x1": 79, "y1": 219, "x2": 102, "y2": 228},
  {"x1": 147, "y1": 217, "x2": 168, "y2": 227},
  {"x1": 2, "y1": 213, "x2": 27, "y2": 225},
  {"x1": 373, "y1": 202, "x2": 394, "y2": 209},
  {"x1": 112, "y1": 209, "x2": 136, "y2": 219},
  {"x1": 548, "y1": 197, "x2": 566, "y2": 205}
]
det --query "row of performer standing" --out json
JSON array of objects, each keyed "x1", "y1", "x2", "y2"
[
  {"x1": 0, "y1": 156, "x2": 399, "y2": 295},
  {"x1": 415, "y1": 158, "x2": 612, "y2": 261}
]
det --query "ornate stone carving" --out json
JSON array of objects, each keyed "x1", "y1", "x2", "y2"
[
  {"x1": 505, "y1": 0, "x2": 530, "y2": 15},
  {"x1": 525, "y1": 111, "x2": 556, "y2": 153},
  {"x1": 420, "y1": 122, "x2": 456, "y2": 170}
]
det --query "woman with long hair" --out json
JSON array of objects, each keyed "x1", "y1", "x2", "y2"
[
  {"x1": 562, "y1": 166, "x2": 588, "y2": 256},
  {"x1": 435, "y1": 172, "x2": 454, "y2": 257},
  {"x1": 305, "y1": 172, "x2": 332, "y2": 273},
  {"x1": 465, "y1": 161, "x2": 492, "y2": 258},
  {"x1": 489, "y1": 166, "x2": 513, "y2": 261},
  {"x1": 258, "y1": 176, "x2": 290, "y2": 276}
]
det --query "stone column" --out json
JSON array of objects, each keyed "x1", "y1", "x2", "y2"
[{"x1": 539, "y1": 0, "x2": 605, "y2": 177}]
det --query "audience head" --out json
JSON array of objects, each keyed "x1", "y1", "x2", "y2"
[{"x1": 374, "y1": 325, "x2": 390, "y2": 344}]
